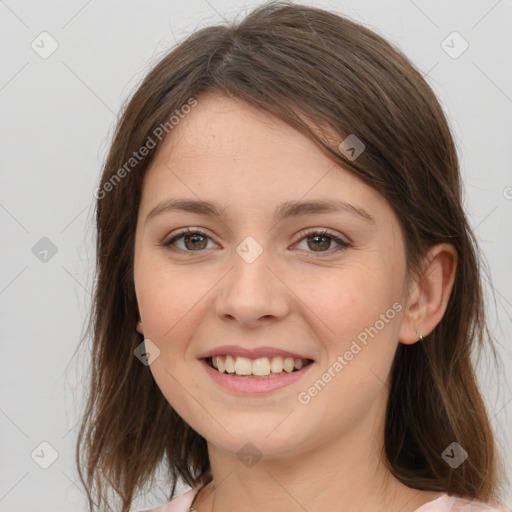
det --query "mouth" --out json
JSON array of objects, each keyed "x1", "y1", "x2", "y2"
[{"x1": 204, "y1": 355, "x2": 314, "y2": 379}]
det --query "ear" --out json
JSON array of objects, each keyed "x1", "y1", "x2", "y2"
[
  {"x1": 136, "y1": 318, "x2": 144, "y2": 335},
  {"x1": 398, "y1": 243, "x2": 457, "y2": 345}
]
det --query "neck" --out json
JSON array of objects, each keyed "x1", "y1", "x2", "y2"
[{"x1": 193, "y1": 414, "x2": 440, "y2": 512}]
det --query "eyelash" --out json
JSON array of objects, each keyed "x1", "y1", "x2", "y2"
[{"x1": 161, "y1": 228, "x2": 351, "y2": 256}]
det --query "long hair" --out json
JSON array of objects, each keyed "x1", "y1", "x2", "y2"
[{"x1": 76, "y1": 2, "x2": 501, "y2": 510}]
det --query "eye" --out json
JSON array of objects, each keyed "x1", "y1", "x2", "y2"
[
  {"x1": 294, "y1": 229, "x2": 350, "y2": 255},
  {"x1": 162, "y1": 228, "x2": 217, "y2": 252},
  {"x1": 161, "y1": 228, "x2": 351, "y2": 255}
]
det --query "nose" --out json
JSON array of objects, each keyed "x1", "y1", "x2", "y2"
[{"x1": 214, "y1": 248, "x2": 291, "y2": 329}]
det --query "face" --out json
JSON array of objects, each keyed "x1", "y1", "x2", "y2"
[{"x1": 133, "y1": 93, "x2": 411, "y2": 460}]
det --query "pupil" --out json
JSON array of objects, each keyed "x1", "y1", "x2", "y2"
[
  {"x1": 185, "y1": 234, "x2": 207, "y2": 250},
  {"x1": 309, "y1": 235, "x2": 330, "y2": 251}
]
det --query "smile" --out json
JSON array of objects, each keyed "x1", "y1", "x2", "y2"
[
  {"x1": 207, "y1": 355, "x2": 313, "y2": 378},
  {"x1": 200, "y1": 356, "x2": 315, "y2": 394}
]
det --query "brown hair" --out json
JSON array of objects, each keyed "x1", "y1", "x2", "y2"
[{"x1": 76, "y1": 1, "x2": 502, "y2": 510}]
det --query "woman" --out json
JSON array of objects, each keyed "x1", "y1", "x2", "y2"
[{"x1": 77, "y1": 2, "x2": 508, "y2": 511}]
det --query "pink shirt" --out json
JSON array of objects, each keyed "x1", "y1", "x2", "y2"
[{"x1": 142, "y1": 489, "x2": 509, "y2": 512}]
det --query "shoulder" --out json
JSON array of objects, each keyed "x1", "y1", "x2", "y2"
[
  {"x1": 139, "y1": 488, "x2": 197, "y2": 512},
  {"x1": 450, "y1": 497, "x2": 510, "y2": 512},
  {"x1": 416, "y1": 494, "x2": 510, "y2": 512}
]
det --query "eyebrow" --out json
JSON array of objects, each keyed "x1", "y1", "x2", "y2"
[{"x1": 145, "y1": 198, "x2": 375, "y2": 225}]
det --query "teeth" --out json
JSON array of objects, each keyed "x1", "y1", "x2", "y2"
[
  {"x1": 270, "y1": 356, "x2": 283, "y2": 373},
  {"x1": 252, "y1": 357, "x2": 270, "y2": 376},
  {"x1": 283, "y1": 357, "x2": 294, "y2": 373},
  {"x1": 224, "y1": 354, "x2": 235, "y2": 373},
  {"x1": 234, "y1": 356, "x2": 252, "y2": 375},
  {"x1": 209, "y1": 355, "x2": 310, "y2": 376}
]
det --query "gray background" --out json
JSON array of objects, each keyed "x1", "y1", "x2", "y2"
[{"x1": 1, "y1": 0, "x2": 511, "y2": 510}]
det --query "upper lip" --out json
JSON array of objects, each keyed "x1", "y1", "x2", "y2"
[{"x1": 197, "y1": 345, "x2": 314, "y2": 361}]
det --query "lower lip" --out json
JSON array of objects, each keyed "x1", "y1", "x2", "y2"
[{"x1": 199, "y1": 359, "x2": 315, "y2": 394}]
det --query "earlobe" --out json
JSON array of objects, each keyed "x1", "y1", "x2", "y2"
[
  {"x1": 136, "y1": 319, "x2": 144, "y2": 334},
  {"x1": 398, "y1": 243, "x2": 457, "y2": 345}
]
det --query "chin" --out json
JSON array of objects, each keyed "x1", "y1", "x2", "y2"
[{"x1": 196, "y1": 415, "x2": 314, "y2": 460}]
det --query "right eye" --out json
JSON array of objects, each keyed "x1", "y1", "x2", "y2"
[{"x1": 162, "y1": 228, "x2": 218, "y2": 252}]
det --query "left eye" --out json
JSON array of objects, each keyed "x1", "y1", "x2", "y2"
[{"x1": 294, "y1": 230, "x2": 350, "y2": 254}]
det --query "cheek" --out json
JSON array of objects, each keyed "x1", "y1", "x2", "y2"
[
  {"x1": 298, "y1": 262, "x2": 406, "y2": 402},
  {"x1": 300, "y1": 263, "x2": 402, "y2": 349},
  {"x1": 134, "y1": 255, "x2": 213, "y2": 347},
  {"x1": 134, "y1": 260, "x2": 212, "y2": 419},
  {"x1": 293, "y1": 268, "x2": 404, "y2": 430}
]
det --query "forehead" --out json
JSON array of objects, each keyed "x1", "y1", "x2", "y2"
[
  {"x1": 141, "y1": 93, "x2": 392, "y2": 223},
  {"x1": 156, "y1": 93, "x2": 327, "y2": 169}
]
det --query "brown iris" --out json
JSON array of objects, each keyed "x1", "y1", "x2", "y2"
[
  {"x1": 184, "y1": 234, "x2": 208, "y2": 250},
  {"x1": 307, "y1": 235, "x2": 331, "y2": 251}
]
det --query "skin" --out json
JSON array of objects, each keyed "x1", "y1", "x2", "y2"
[{"x1": 133, "y1": 93, "x2": 457, "y2": 512}]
